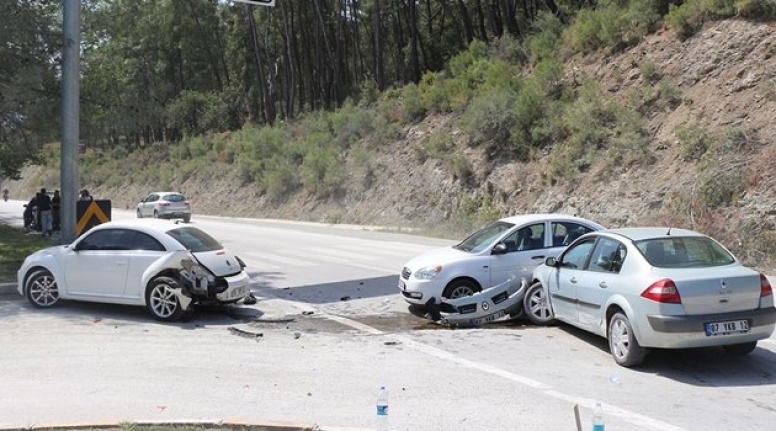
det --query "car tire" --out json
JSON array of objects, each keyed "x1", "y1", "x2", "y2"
[
  {"x1": 523, "y1": 282, "x2": 555, "y2": 325},
  {"x1": 443, "y1": 279, "x2": 479, "y2": 299},
  {"x1": 136, "y1": 209, "x2": 143, "y2": 218},
  {"x1": 608, "y1": 312, "x2": 648, "y2": 367},
  {"x1": 25, "y1": 269, "x2": 60, "y2": 308},
  {"x1": 145, "y1": 276, "x2": 185, "y2": 322},
  {"x1": 153, "y1": 210, "x2": 159, "y2": 219},
  {"x1": 722, "y1": 341, "x2": 757, "y2": 356},
  {"x1": 183, "y1": 215, "x2": 191, "y2": 223}
]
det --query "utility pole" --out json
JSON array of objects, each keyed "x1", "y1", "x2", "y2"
[{"x1": 61, "y1": 0, "x2": 80, "y2": 243}]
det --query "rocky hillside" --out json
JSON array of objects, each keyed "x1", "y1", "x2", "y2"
[{"x1": 8, "y1": 19, "x2": 776, "y2": 268}]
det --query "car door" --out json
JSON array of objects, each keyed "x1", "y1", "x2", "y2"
[
  {"x1": 141, "y1": 194, "x2": 157, "y2": 217},
  {"x1": 65, "y1": 229, "x2": 132, "y2": 298},
  {"x1": 576, "y1": 237, "x2": 628, "y2": 333},
  {"x1": 548, "y1": 238, "x2": 596, "y2": 323},
  {"x1": 123, "y1": 230, "x2": 169, "y2": 301},
  {"x1": 489, "y1": 222, "x2": 547, "y2": 287}
]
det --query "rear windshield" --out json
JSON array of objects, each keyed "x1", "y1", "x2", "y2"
[
  {"x1": 166, "y1": 227, "x2": 223, "y2": 252},
  {"x1": 635, "y1": 237, "x2": 735, "y2": 268},
  {"x1": 163, "y1": 194, "x2": 186, "y2": 203}
]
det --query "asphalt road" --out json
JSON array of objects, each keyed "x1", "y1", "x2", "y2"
[{"x1": 1, "y1": 200, "x2": 776, "y2": 430}]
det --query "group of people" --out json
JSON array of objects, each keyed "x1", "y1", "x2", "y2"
[{"x1": 23, "y1": 188, "x2": 93, "y2": 236}]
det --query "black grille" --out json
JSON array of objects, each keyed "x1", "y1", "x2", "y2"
[
  {"x1": 401, "y1": 267, "x2": 411, "y2": 279},
  {"x1": 491, "y1": 291, "x2": 508, "y2": 305}
]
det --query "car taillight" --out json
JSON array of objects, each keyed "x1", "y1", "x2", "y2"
[
  {"x1": 641, "y1": 278, "x2": 682, "y2": 304},
  {"x1": 760, "y1": 274, "x2": 773, "y2": 297},
  {"x1": 184, "y1": 200, "x2": 190, "y2": 206}
]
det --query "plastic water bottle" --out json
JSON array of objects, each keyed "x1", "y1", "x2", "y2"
[
  {"x1": 592, "y1": 402, "x2": 605, "y2": 431},
  {"x1": 376, "y1": 385, "x2": 389, "y2": 431}
]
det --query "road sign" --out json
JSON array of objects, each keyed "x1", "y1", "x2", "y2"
[
  {"x1": 233, "y1": 0, "x2": 276, "y2": 6},
  {"x1": 75, "y1": 199, "x2": 111, "y2": 236}
]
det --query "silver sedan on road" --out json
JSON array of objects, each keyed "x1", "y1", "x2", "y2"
[{"x1": 528, "y1": 227, "x2": 776, "y2": 367}]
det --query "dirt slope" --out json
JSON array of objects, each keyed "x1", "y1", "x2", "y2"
[{"x1": 8, "y1": 19, "x2": 776, "y2": 268}]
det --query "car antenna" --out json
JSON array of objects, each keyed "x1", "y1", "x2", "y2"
[{"x1": 667, "y1": 227, "x2": 672, "y2": 236}]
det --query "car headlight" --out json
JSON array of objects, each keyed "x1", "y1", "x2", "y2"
[{"x1": 415, "y1": 265, "x2": 442, "y2": 280}]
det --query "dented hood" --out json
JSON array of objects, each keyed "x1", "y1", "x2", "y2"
[{"x1": 192, "y1": 249, "x2": 242, "y2": 276}]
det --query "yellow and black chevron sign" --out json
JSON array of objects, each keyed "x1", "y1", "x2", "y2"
[{"x1": 76, "y1": 200, "x2": 111, "y2": 236}]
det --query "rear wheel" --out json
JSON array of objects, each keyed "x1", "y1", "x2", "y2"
[
  {"x1": 608, "y1": 312, "x2": 647, "y2": 367},
  {"x1": 25, "y1": 269, "x2": 60, "y2": 308},
  {"x1": 442, "y1": 279, "x2": 479, "y2": 299},
  {"x1": 145, "y1": 276, "x2": 185, "y2": 322},
  {"x1": 523, "y1": 282, "x2": 555, "y2": 325},
  {"x1": 183, "y1": 215, "x2": 191, "y2": 223},
  {"x1": 723, "y1": 341, "x2": 757, "y2": 356}
]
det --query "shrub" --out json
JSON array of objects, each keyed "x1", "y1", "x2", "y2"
[
  {"x1": 697, "y1": 164, "x2": 744, "y2": 207},
  {"x1": 639, "y1": 60, "x2": 662, "y2": 83},
  {"x1": 736, "y1": 0, "x2": 776, "y2": 19},
  {"x1": 459, "y1": 88, "x2": 519, "y2": 151},
  {"x1": 675, "y1": 122, "x2": 714, "y2": 160},
  {"x1": 401, "y1": 83, "x2": 426, "y2": 122},
  {"x1": 526, "y1": 11, "x2": 564, "y2": 64}
]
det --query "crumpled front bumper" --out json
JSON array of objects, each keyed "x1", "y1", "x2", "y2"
[{"x1": 437, "y1": 277, "x2": 527, "y2": 326}]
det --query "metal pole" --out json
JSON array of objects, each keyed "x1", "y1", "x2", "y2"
[{"x1": 61, "y1": 0, "x2": 80, "y2": 243}]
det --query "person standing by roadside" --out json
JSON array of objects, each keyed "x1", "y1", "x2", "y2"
[
  {"x1": 79, "y1": 189, "x2": 93, "y2": 201},
  {"x1": 52, "y1": 190, "x2": 61, "y2": 231},
  {"x1": 37, "y1": 188, "x2": 53, "y2": 237}
]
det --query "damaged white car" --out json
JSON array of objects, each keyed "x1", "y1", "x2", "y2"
[{"x1": 17, "y1": 219, "x2": 251, "y2": 321}]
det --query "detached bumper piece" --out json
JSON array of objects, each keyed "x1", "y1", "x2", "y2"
[{"x1": 438, "y1": 278, "x2": 527, "y2": 327}]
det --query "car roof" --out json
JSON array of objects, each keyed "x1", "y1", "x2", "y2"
[
  {"x1": 88, "y1": 219, "x2": 187, "y2": 234},
  {"x1": 601, "y1": 227, "x2": 705, "y2": 242},
  {"x1": 148, "y1": 191, "x2": 185, "y2": 196},
  {"x1": 498, "y1": 213, "x2": 605, "y2": 228}
]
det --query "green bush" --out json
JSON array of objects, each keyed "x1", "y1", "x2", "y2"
[
  {"x1": 639, "y1": 60, "x2": 662, "y2": 83},
  {"x1": 675, "y1": 122, "x2": 714, "y2": 160},
  {"x1": 526, "y1": 11, "x2": 564, "y2": 64},
  {"x1": 698, "y1": 167, "x2": 744, "y2": 207},
  {"x1": 401, "y1": 83, "x2": 426, "y2": 122},
  {"x1": 737, "y1": 0, "x2": 776, "y2": 19},
  {"x1": 459, "y1": 88, "x2": 519, "y2": 151}
]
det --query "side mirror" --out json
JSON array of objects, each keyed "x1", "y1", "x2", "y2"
[
  {"x1": 545, "y1": 257, "x2": 559, "y2": 267},
  {"x1": 492, "y1": 243, "x2": 507, "y2": 255}
]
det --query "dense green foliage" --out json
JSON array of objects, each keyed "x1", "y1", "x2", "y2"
[{"x1": 5, "y1": 0, "x2": 776, "y2": 206}]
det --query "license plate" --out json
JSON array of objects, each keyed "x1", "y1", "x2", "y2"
[
  {"x1": 705, "y1": 319, "x2": 749, "y2": 336},
  {"x1": 398, "y1": 281, "x2": 405, "y2": 291},
  {"x1": 471, "y1": 310, "x2": 506, "y2": 326}
]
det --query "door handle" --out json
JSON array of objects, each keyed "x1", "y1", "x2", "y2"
[
  {"x1": 531, "y1": 255, "x2": 545, "y2": 260},
  {"x1": 599, "y1": 282, "x2": 607, "y2": 289},
  {"x1": 570, "y1": 277, "x2": 577, "y2": 284}
]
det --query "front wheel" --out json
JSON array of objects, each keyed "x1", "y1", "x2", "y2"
[
  {"x1": 523, "y1": 282, "x2": 555, "y2": 325},
  {"x1": 136, "y1": 209, "x2": 143, "y2": 218},
  {"x1": 442, "y1": 279, "x2": 479, "y2": 300},
  {"x1": 145, "y1": 276, "x2": 185, "y2": 322},
  {"x1": 608, "y1": 312, "x2": 647, "y2": 367},
  {"x1": 25, "y1": 269, "x2": 60, "y2": 308},
  {"x1": 723, "y1": 341, "x2": 757, "y2": 356}
]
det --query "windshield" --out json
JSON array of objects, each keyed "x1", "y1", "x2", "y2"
[
  {"x1": 166, "y1": 227, "x2": 223, "y2": 252},
  {"x1": 454, "y1": 221, "x2": 515, "y2": 253},
  {"x1": 636, "y1": 236, "x2": 735, "y2": 268}
]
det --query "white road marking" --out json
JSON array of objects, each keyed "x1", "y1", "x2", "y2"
[{"x1": 272, "y1": 296, "x2": 687, "y2": 431}]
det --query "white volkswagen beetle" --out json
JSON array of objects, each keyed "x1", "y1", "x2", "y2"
[
  {"x1": 398, "y1": 214, "x2": 605, "y2": 312},
  {"x1": 17, "y1": 219, "x2": 251, "y2": 321}
]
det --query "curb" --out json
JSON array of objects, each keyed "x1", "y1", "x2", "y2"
[{"x1": 0, "y1": 419, "x2": 373, "y2": 431}]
